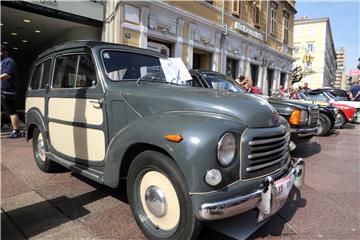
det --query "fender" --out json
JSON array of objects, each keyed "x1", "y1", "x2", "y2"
[
  {"x1": 103, "y1": 111, "x2": 246, "y2": 193},
  {"x1": 25, "y1": 109, "x2": 46, "y2": 141},
  {"x1": 319, "y1": 107, "x2": 335, "y2": 128}
]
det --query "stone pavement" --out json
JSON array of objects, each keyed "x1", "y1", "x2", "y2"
[{"x1": 1, "y1": 124, "x2": 359, "y2": 239}]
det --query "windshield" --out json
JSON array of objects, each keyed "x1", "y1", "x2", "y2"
[
  {"x1": 101, "y1": 51, "x2": 191, "y2": 84},
  {"x1": 202, "y1": 73, "x2": 244, "y2": 93},
  {"x1": 326, "y1": 91, "x2": 350, "y2": 101}
]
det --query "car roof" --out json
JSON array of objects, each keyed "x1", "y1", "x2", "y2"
[
  {"x1": 311, "y1": 88, "x2": 346, "y2": 93},
  {"x1": 37, "y1": 40, "x2": 166, "y2": 60},
  {"x1": 189, "y1": 69, "x2": 226, "y2": 75}
]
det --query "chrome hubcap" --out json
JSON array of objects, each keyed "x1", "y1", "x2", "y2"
[
  {"x1": 145, "y1": 185, "x2": 167, "y2": 218},
  {"x1": 36, "y1": 137, "x2": 45, "y2": 161}
]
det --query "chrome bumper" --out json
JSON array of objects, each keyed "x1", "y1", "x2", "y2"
[
  {"x1": 291, "y1": 127, "x2": 317, "y2": 137},
  {"x1": 198, "y1": 158, "x2": 305, "y2": 221}
]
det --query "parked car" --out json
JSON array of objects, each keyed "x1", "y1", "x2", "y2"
[
  {"x1": 307, "y1": 88, "x2": 360, "y2": 124},
  {"x1": 297, "y1": 92, "x2": 356, "y2": 128},
  {"x1": 189, "y1": 70, "x2": 319, "y2": 143},
  {"x1": 25, "y1": 41, "x2": 305, "y2": 239}
]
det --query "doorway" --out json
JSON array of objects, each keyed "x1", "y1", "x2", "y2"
[
  {"x1": 250, "y1": 64, "x2": 259, "y2": 86},
  {"x1": 226, "y1": 58, "x2": 237, "y2": 79},
  {"x1": 193, "y1": 48, "x2": 212, "y2": 70},
  {"x1": 1, "y1": 5, "x2": 101, "y2": 110}
]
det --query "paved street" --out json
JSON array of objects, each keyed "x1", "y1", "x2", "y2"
[{"x1": 1, "y1": 125, "x2": 359, "y2": 240}]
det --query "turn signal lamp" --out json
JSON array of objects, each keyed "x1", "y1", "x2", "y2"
[
  {"x1": 165, "y1": 134, "x2": 183, "y2": 143},
  {"x1": 289, "y1": 110, "x2": 301, "y2": 125}
]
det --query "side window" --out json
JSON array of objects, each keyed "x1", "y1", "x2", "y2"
[
  {"x1": 40, "y1": 59, "x2": 51, "y2": 89},
  {"x1": 30, "y1": 65, "x2": 42, "y2": 90},
  {"x1": 188, "y1": 75, "x2": 203, "y2": 88},
  {"x1": 53, "y1": 55, "x2": 77, "y2": 88},
  {"x1": 53, "y1": 54, "x2": 96, "y2": 88},
  {"x1": 76, "y1": 55, "x2": 97, "y2": 87},
  {"x1": 309, "y1": 93, "x2": 327, "y2": 101}
]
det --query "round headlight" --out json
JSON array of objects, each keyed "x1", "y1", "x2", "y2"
[{"x1": 217, "y1": 133, "x2": 236, "y2": 167}]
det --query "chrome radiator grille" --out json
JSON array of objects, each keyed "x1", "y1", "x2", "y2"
[
  {"x1": 309, "y1": 107, "x2": 319, "y2": 127},
  {"x1": 240, "y1": 128, "x2": 290, "y2": 180}
]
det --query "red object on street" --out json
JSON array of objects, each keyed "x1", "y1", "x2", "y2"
[{"x1": 331, "y1": 103, "x2": 356, "y2": 122}]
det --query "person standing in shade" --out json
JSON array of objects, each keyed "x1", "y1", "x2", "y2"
[{"x1": 1, "y1": 45, "x2": 23, "y2": 138}]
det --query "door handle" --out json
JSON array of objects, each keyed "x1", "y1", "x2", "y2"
[{"x1": 89, "y1": 99, "x2": 103, "y2": 109}]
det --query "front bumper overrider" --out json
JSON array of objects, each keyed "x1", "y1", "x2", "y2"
[
  {"x1": 291, "y1": 127, "x2": 317, "y2": 137},
  {"x1": 198, "y1": 158, "x2": 305, "y2": 221}
]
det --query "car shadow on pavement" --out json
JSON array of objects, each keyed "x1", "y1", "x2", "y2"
[
  {"x1": 291, "y1": 141, "x2": 321, "y2": 159},
  {"x1": 342, "y1": 123, "x2": 356, "y2": 129},
  {"x1": 248, "y1": 187, "x2": 306, "y2": 239}
]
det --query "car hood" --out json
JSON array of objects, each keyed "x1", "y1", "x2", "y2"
[
  {"x1": 122, "y1": 83, "x2": 279, "y2": 128},
  {"x1": 267, "y1": 97, "x2": 316, "y2": 109},
  {"x1": 335, "y1": 100, "x2": 360, "y2": 109}
]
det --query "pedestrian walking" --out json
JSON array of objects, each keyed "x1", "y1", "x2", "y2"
[
  {"x1": 1, "y1": 44, "x2": 23, "y2": 138},
  {"x1": 349, "y1": 80, "x2": 360, "y2": 101}
]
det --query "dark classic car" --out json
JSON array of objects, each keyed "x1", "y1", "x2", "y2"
[
  {"x1": 189, "y1": 70, "x2": 319, "y2": 143},
  {"x1": 25, "y1": 41, "x2": 304, "y2": 239}
]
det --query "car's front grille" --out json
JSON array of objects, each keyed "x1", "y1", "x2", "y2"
[
  {"x1": 309, "y1": 107, "x2": 319, "y2": 127},
  {"x1": 240, "y1": 127, "x2": 290, "y2": 180}
]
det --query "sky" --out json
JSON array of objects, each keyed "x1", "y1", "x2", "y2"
[{"x1": 295, "y1": 0, "x2": 360, "y2": 72}]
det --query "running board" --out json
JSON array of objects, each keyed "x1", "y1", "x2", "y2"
[{"x1": 47, "y1": 152, "x2": 104, "y2": 184}]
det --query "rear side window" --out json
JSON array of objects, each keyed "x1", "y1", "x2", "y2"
[
  {"x1": 40, "y1": 60, "x2": 51, "y2": 89},
  {"x1": 53, "y1": 54, "x2": 97, "y2": 88},
  {"x1": 30, "y1": 59, "x2": 52, "y2": 90},
  {"x1": 30, "y1": 65, "x2": 42, "y2": 90}
]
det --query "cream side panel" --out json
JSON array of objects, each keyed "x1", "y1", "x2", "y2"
[
  {"x1": 49, "y1": 122, "x2": 105, "y2": 161},
  {"x1": 25, "y1": 97, "x2": 45, "y2": 115},
  {"x1": 48, "y1": 98, "x2": 103, "y2": 125}
]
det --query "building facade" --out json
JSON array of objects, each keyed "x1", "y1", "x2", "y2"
[
  {"x1": 334, "y1": 47, "x2": 346, "y2": 89},
  {"x1": 103, "y1": 0, "x2": 297, "y2": 95},
  {"x1": 292, "y1": 17, "x2": 336, "y2": 89}
]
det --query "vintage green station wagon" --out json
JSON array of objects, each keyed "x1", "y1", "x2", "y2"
[{"x1": 25, "y1": 41, "x2": 305, "y2": 239}]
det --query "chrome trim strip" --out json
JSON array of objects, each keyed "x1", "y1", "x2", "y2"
[
  {"x1": 198, "y1": 190, "x2": 262, "y2": 220},
  {"x1": 248, "y1": 144, "x2": 287, "y2": 159},
  {"x1": 246, "y1": 153, "x2": 289, "y2": 172},
  {"x1": 248, "y1": 132, "x2": 289, "y2": 146},
  {"x1": 249, "y1": 149, "x2": 287, "y2": 165},
  {"x1": 250, "y1": 139, "x2": 286, "y2": 151}
]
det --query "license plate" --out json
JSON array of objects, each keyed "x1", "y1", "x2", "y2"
[
  {"x1": 257, "y1": 173, "x2": 294, "y2": 222},
  {"x1": 271, "y1": 174, "x2": 294, "y2": 213}
]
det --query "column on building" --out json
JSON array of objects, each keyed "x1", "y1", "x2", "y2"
[
  {"x1": 220, "y1": 36, "x2": 228, "y2": 74},
  {"x1": 245, "y1": 58, "x2": 251, "y2": 79},
  {"x1": 139, "y1": 7, "x2": 150, "y2": 49},
  {"x1": 236, "y1": 57, "x2": 245, "y2": 77},
  {"x1": 212, "y1": 32, "x2": 222, "y2": 72},
  {"x1": 274, "y1": 69, "x2": 281, "y2": 90},
  {"x1": 284, "y1": 72, "x2": 289, "y2": 89},
  {"x1": 257, "y1": 65, "x2": 264, "y2": 89},
  {"x1": 187, "y1": 23, "x2": 195, "y2": 69},
  {"x1": 102, "y1": 0, "x2": 122, "y2": 43},
  {"x1": 174, "y1": 19, "x2": 185, "y2": 58}
]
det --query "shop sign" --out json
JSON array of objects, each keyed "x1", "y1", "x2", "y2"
[
  {"x1": 349, "y1": 69, "x2": 360, "y2": 76},
  {"x1": 234, "y1": 22, "x2": 264, "y2": 41}
]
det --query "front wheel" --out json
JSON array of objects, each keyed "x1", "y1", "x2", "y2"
[
  {"x1": 335, "y1": 112, "x2": 346, "y2": 128},
  {"x1": 32, "y1": 128, "x2": 57, "y2": 172},
  {"x1": 316, "y1": 113, "x2": 331, "y2": 136},
  {"x1": 127, "y1": 150, "x2": 202, "y2": 240}
]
